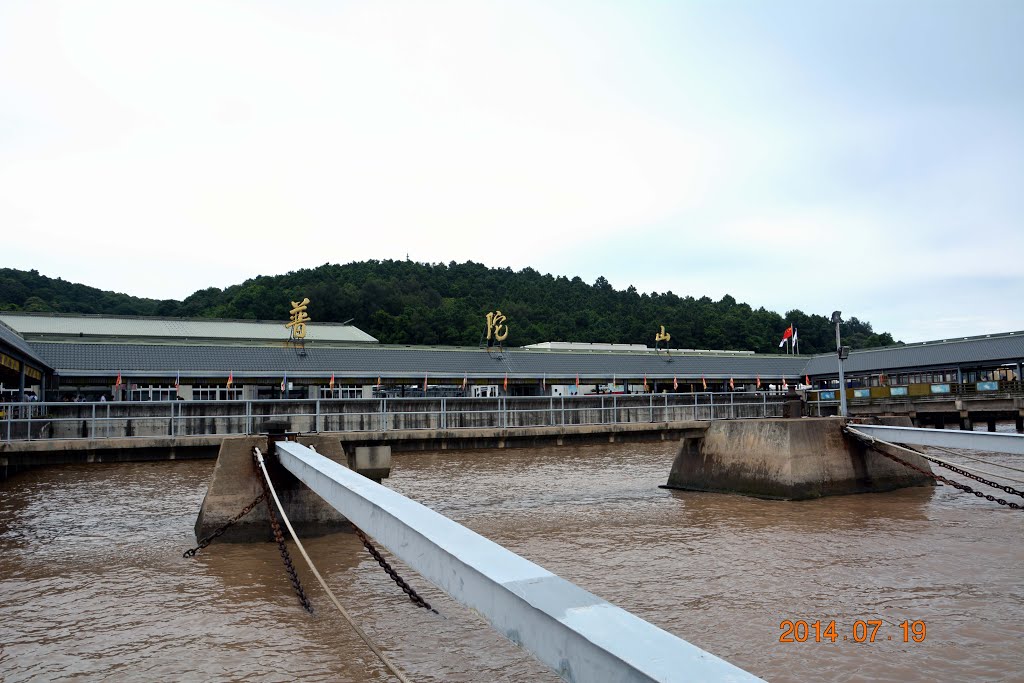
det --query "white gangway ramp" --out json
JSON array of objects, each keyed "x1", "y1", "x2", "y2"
[
  {"x1": 276, "y1": 441, "x2": 763, "y2": 683},
  {"x1": 850, "y1": 424, "x2": 1024, "y2": 454}
]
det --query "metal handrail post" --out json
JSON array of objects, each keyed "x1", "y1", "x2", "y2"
[
  {"x1": 170, "y1": 401, "x2": 174, "y2": 437},
  {"x1": 710, "y1": 392, "x2": 715, "y2": 420},
  {"x1": 613, "y1": 395, "x2": 617, "y2": 424},
  {"x1": 91, "y1": 403, "x2": 96, "y2": 439},
  {"x1": 549, "y1": 396, "x2": 554, "y2": 427},
  {"x1": 763, "y1": 391, "x2": 766, "y2": 418},
  {"x1": 382, "y1": 398, "x2": 388, "y2": 432},
  {"x1": 730, "y1": 392, "x2": 735, "y2": 419},
  {"x1": 245, "y1": 401, "x2": 252, "y2": 434},
  {"x1": 27, "y1": 405, "x2": 31, "y2": 440},
  {"x1": 561, "y1": 396, "x2": 565, "y2": 425},
  {"x1": 649, "y1": 393, "x2": 654, "y2": 422},
  {"x1": 315, "y1": 399, "x2": 321, "y2": 433},
  {"x1": 664, "y1": 393, "x2": 668, "y2": 422},
  {"x1": 441, "y1": 398, "x2": 446, "y2": 430}
]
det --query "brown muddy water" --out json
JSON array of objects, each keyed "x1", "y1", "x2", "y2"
[{"x1": 1, "y1": 440, "x2": 1021, "y2": 682}]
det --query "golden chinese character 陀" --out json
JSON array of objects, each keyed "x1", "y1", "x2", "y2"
[{"x1": 485, "y1": 310, "x2": 509, "y2": 346}]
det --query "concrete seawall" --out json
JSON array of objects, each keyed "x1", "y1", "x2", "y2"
[
  {"x1": 0, "y1": 421, "x2": 710, "y2": 480},
  {"x1": 666, "y1": 417, "x2": 934, "y2": 499}
]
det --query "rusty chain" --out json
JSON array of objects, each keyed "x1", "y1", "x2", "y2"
[
  {"x1": 916, "y1": 453, "x2": 1024, "y2": 499},
  {"x1": 861, "y1": 439, "x2": 1022, "y2": 510},
  {"x1": 182, "y1": 491, "x2": 268, "y2": 558},
  {"x1": 253, "y1": 448, "x2": 315, "y2": 614},
  {"x1": 354, "y1": 526, "x2": 438, "y2": 614}
]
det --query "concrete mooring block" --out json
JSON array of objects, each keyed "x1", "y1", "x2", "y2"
[
  {"x1": 666, "y1": 417, "x2": 934, "y2": 500},
  {"x1": 193, "y1": 434, "x2": 360, "y2": 542}
]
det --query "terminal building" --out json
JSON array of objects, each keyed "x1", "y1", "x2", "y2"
[{"x1": 1, "y1": 311, "x2": 1022, "y2": 403}]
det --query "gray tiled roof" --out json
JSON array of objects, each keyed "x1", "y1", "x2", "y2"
[
  {"x1": 31, "y1": 342, "x2": 810, "y2": 380},
  {"x1": 0, "y1": 312, "x2": 378, "y2": 344},
  {"x1": 802, "y1": 332, "x2": 1024, "y2": 376},
  {"x1": 0, "y1": 320, "x2": 50, "y2": 370}
]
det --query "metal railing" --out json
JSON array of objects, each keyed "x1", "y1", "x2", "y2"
[{"x1": 0, "y1": 392, "x2": 786, "y2": 442}]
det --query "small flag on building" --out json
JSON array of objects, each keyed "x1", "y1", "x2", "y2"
[
  {"x1": 329, "y1": 372, "x2": 335, "y2": 389},
  {"x1": 377, "y1": 375, "x2": 381, "y2": 386},
  {"x1": 114, "y1": 371, "x2": 122, "y2": 389},
  {"x1": 782, "y1": 376, "x2": 789, "y2": 390},
  {"x1": 503, "y1": 372, "x2": 508, "y2": 391},
  {"x1": 729, "y1": 377, "x2": 735, "y2": 391},
  {"x1": 281, "y1": 373, "x2": 288, "y2": 392},
  {"x1": 462, "y1": 372, "x2": 468, "y2": 391},
  {"x1": 423, "y1": 372, "x2": 428, "y2": 393},
  {"x1": 643, "y1": 373, "x2": 649, "y2": 392},
  {"x1": 702, "y1": 374, "x2": 707, "y2": 391},
  {"x1": 542, "y1": 373, "x2": 547, "y2": 391},
  {"x1": 673, "y1": 375, "x2": 678, "y2": 391},
  {"x1": 174, "y1": 371, "x2": 180, "y2": 391},
  {"x1": 226, "y1": 371, "x2": 234, "y2": 388},
  {"x1": 805, "y1": 374, "x2": 810, "y2": 387},
  {"x1": 575, "y1": 373, "x2": 580, "y2": 387},
  {"x1": 757, "y1": 374, "x2": 762, "y2": 389}
]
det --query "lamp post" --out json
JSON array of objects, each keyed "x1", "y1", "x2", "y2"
[{"x1": 831, "y1": 311, "x2": 849, "y2": 418}]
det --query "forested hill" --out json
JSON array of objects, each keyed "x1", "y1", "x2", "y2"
[{"x1": 0, "y1": 263, "x2": 898, "y2": 354}]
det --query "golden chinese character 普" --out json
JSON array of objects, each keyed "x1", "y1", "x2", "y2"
[
  {"x1": 286, "y1": 297, "x2": 311, "y2": 339},
  {"x1": 655, "y1": 325, "x2": 671, "y2": 344},
  {"x1": 485, "y1": 310, "x2": 509, "y2": 346}
]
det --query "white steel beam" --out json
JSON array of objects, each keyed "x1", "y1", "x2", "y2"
[
  {"x1": 275, "y1": 440, "x2": 762, "y2": 683},
  {"x1": 851, "y1": 424, "x2": 1024, "y2": 454}
]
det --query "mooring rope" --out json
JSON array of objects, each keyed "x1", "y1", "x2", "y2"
[
  {"x1": 925, "y1": 444, "x2": 1024, "y2": 477},
  {"x1": 253, "y1": 447, "x2": 414, "y2": 683},
  {"x1": 915, "y1": 451, "x2": 1024, "y2": 485}
]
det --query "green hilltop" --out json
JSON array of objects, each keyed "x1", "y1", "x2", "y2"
[{"x1": 0, "y1": 262, "x2": 897, "y2": 354}]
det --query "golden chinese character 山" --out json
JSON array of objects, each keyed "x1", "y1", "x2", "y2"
[
  {"x1": 485, "y1": 310, "x2": 509, "y2": 346},
  {"x1": 655, "y1": 325, "x2": 671, "y2": 344},
  {"x1": 286, "y1": 297, "x2": 311, "y2": 339}
]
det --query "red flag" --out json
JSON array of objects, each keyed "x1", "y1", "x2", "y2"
[
  {"x1": 329, "y1": 372, "x2": 335, "y2": 389},
  {"x1": 643, "y1": 373, "x2": 648, "y2": 391},
  {"x1": 503, "y1": 372, "x2": 508, "y2": 391},
  {"x1": 729, "y1": 377, "x2": 735, "y2": 391},
  {"x1": 702, "y1": 374, "x2": 707, "y2": 391},
  {"x1": 804, "y1": 374, "x2": 810, "y2": 387},
  {"x1": 756, "y1": 374, "x2": 762, "y2": 389},
  {"x1": 114, "y1": 371, "x2": 122, "y2": 388},
  {"x1": 673, "y1": 375, "x2": 678, "y2": 391},
  {"x1": 779, "y1": 324, "x2": 793, "y2": 347},
  {"x1": 423, "y1": 372, "x2": 428, "y2": 393},
  {"x1": 575, "y1": 373, "x2": 580, "y2": 387},
  {"x1": 226, "y1": 371, "x2": 233, "y2": 388}
]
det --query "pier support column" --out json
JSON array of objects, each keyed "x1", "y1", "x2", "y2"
[
  {"x1": 934, "y1": 415, "x2": 945, "y2": 430},
  {"x1": 959, "y1": 411, "x2": 973, "y2": 431},
  {"x1": 987, "y1": 418, "x2": 997, "y2": 432},
  {"x1": 1017, "y1": 412, "x2": 1023, "y2": 434}
]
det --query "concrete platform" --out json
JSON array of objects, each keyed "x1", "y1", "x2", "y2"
[
  {"x1": 192, "y1": 434, "x2": 368, "y2": 542},
  {"x1": 665, "y1": 417, "x2": 934, "y2": 500}
]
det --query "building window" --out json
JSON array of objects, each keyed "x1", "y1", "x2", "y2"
[
  {"x1": 193, "y1": 385, "x2": 242, "y2": 401},
  {"x1": 320, "y1": 387, "x2": 363, "y2": 399}
]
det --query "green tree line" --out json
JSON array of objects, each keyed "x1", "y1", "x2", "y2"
[{"x1": 0, "y1": 262, "x2": 898, "y2": 353}]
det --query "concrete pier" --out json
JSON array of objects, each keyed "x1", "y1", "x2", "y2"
[
  {"x1": 666, "y1": 417, "x2": 934, "y2": 500},
  {"x1": 193, "y1": 433, "x2": 392, "y2": 542}
]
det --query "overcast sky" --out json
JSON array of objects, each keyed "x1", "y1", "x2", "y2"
[{"x1": 2, "y1": 1, "x2": 1022, "y2": 343}]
